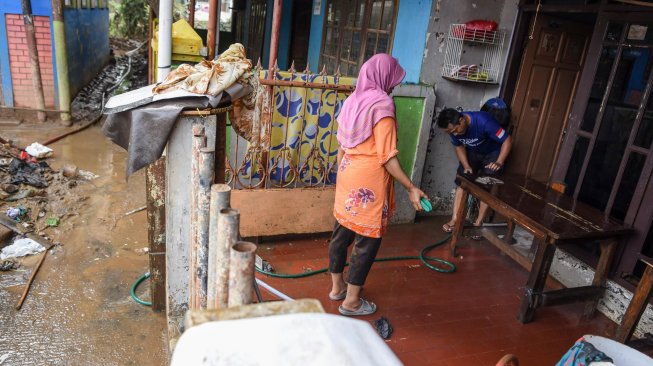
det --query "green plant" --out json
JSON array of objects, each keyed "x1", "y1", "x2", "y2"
[{"x1": 109, "y1": 0, "x2": 149, "y2": 39}]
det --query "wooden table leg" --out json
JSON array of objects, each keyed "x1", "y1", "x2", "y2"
[
  {"x1": 449, "y1": 188, "x2": 469, "y2": 257},
  {"x1": 614, "y1": 263, "x2": 653, "y2": 343},
  {"x1": 518, "y1": 235, "x2": 554, "y2": 323},
  {"x1": 506, "y1": 219, "x2": 515, "y2": 244},
  {"x1": 583, "y1": 238, "x2": 617, "y2": 319}
]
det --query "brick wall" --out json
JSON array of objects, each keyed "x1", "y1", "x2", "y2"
[{"x1": 5, "y1": 14, "x2": 55, "y2": 108}]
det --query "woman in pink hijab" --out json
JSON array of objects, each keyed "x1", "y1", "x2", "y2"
[{"x1": 329, "y1": 54, "x2": 428, "y2": 316}]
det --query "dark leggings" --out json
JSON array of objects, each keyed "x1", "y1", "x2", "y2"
[{"x1": 328, "y1": 222, "x2": 382, "y2": 286}]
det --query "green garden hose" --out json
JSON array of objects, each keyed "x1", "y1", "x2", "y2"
[
  {"x1": 130, "y1": 236, "x2": 456, "y2": 306},
  {"x1": 255, "y1": 234, "x2": 455, "y2": 279},
  {"x1": 130, "y1": 272, "x2": 152, "y2": 306}
]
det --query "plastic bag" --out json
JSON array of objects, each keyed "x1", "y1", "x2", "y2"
[
  {"x1": 465, "y1": 20, "x2": 498, "y2": 32},
  {"x1": 25, "y1": 142, "x2": 53, "y2": 159},
  {"x1": 0, "y1": 238, "x2": 45, "y2": 260},
  {"x1": 453, "y1": 20, "x2": 499, "y2": 41}
]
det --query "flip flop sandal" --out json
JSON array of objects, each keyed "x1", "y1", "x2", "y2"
[
  {"x1": 442, "y1": 223, "x2": 455, "y2": 233},
  {"x1": 471, "y1": 225, "x2": 483, "y2": 240},
  {"x1": 329, "y1": 290, "x2": 347, "y2": 301},
  {"x1": 338, "y1": 298, "x2": 377, "y2": 316}
]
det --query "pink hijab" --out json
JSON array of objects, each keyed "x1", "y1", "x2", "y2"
[{"x1": 337, "y1": 54, "x2": 406, "y2": 149}]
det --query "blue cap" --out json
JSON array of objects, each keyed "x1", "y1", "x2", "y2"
[{"x1": 484, "y1": 97, "x2": 507, "y2": 109}]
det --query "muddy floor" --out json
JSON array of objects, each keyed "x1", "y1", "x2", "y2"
[{"x1": 0, "y1": 125, "x2": 167, "y2": 365}]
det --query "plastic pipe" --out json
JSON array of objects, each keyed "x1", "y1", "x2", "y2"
[
  {"x1": 157, "y1": 0, "x2": 173, "y2": 82},
  {"x1": 255, "y1": 278, "x2": 293, "y2": 301},
  {"x1": 228, "y1": 241, "x2": 257, "y2": 307},
  {"x1": 207, "y1": 184, "x2": 231, "y2": 309}
]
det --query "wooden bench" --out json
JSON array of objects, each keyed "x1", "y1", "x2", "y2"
[
  {"x1": 451, "y1": 174, "x2": 632, "y2": 323},
  {"x1": 614, "y1": 259, "x2": 653, "y2": 345}
]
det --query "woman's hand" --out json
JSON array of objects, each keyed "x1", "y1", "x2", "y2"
[
  {"x1": 409, "y1": 186, "x2": 428, "y2": 211},
  {"x1": 383, "y1": 157, "x2": 429, "y2": 211}
]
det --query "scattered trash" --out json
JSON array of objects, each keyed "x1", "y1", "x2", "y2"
[
  {"x1": 374, "y1": 316, "x2": 393, "y2": 340},
  {"x1": 77, "y1": 169, "x2": 99, "y2": 180},
  {"x1": 0, "y1": 238, "x2": 45, "y2": 260},
  {"x1": 8, "y1": 158, "x2": 49, "y2": 188},
  {"x1": 62, "y1": 164, "x2": 78, "y2": 178},
  {"x1": 38, "y1": 211, "x2": 46, "y2": 218},
  {"x1": 6, "y1": 206, "x2": 28, "y2": 221},
  {"x1": 0, "y1": 259, "x2": 19, "y2": 271},
  {"x1": 0, "y1": 158, "x2": 11, "y2": 166},
  {"x1": 46, "y1": 216, "x2": 60, "y2": 227},
  {"x1": 1, "y1": 184, "x2": 18, "y2": 194},
  {"x1": 18, "y1": 151, "x2": 36, "y2": 163},
  {"x1": 134, "y1": 247, "x2": 149, "y2": 255},
  {"x1": 124, "y1": 206, "x2": 146, "y2": 216},
  {"x1": 475, "y1": 176, "x2": 504, "y2": 185},
  {"x1": 0, "y1": 352, "x2": 12, "y2": 364},
  {"x1": 5, "y1": 189, "x2": 36, "y2": 202},
  {"x1": 25, "y1": 142, "x2": 53, "y2": 159}
]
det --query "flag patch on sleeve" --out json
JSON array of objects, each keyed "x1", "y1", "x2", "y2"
[{"x1": 495, "y1": 128, "x2": 506, "y2": 139}]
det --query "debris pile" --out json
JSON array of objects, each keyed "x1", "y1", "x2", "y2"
[
  {"x1": 71, "y1": 38, "x2": 148, "y2": 123},
  {"x1": 0, "y1": 141, "x2": 95, "y2": 247}
]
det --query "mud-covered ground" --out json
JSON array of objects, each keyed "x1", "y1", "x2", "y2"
[
  {"x1": 0, "y1": 126, "x2": 167, "y2": 366},
  {"x1": 0, "y1": 39, "x2": 166, "y2": 365},
  {"x1": 0, "y1": 37, "x2": 150, "y2": 249}
]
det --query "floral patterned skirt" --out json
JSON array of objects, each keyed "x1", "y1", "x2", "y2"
[{"x1": 333, "y1": 153, "x2": 395, "y2": 238}]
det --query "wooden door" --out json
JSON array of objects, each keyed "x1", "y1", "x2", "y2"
[
  {"x1": 553, "y1": 13, "x2": 653, "y2": 278},
  {"x1": 288, "y1": 0, "x2": 312, "y2": 71},
  {"x1": 509, "y1": 15, "x2": 592, "y2": 183}
]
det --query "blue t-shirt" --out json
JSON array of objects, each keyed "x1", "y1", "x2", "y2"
[{"x1": 450, "y1": 111, "x2": 508, "y2": 155}]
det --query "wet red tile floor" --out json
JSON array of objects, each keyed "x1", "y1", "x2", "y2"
[{"x1": 254, "y1": 216, "x2": 621, "y2": 366}]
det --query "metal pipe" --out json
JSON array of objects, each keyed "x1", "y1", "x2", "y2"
[
  {"x1": 189, "y1": 123, "x2": 207, "y2": 309},
  {"x1": 207, "y1": 0, "x2": 219, "y2": 59},
  {"x1": 214, "y1": 112, "x2": 227, "y2": 183},
  {"x1": 189, "y1": 0, "x2": 196, "y2": 28},
  {"x1": 228, "y1": 241, "x2": 257, "y2": 307},
  {"x1": 196, "y1": 147, "x2": 215, "y2": 309},
  {"x1": 207, "y1": 184, "x2": 231, "y2": 309},
  {"x1": 267, "y1": 0, "x2": 282, "y2": 79},
  {"x1": 259, "y1": 78, "x2": 355, "y2": 92},
  {"x1": 214, "y1": 0, "x2": 221, "y2": 57},
  {"x1": 215, "y1": 208, "x2": 239, "y2": 308},
  {"x1": 51, "y1": 0, "x2": 71, "y2": 123},
  {"x1": 157, "y1": 0, "x2": 173, "y2": 82},
  {"x1": 21, "y1": 0, "x2": 46, "y2": 122},
  {"x1": 146, "y1": 158, "x2": 167, "y2": 312}
]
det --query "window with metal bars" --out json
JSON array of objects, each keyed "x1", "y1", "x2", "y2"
[{"x1": 320, "y1": 0, "x2": 397, "y2": 76}]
